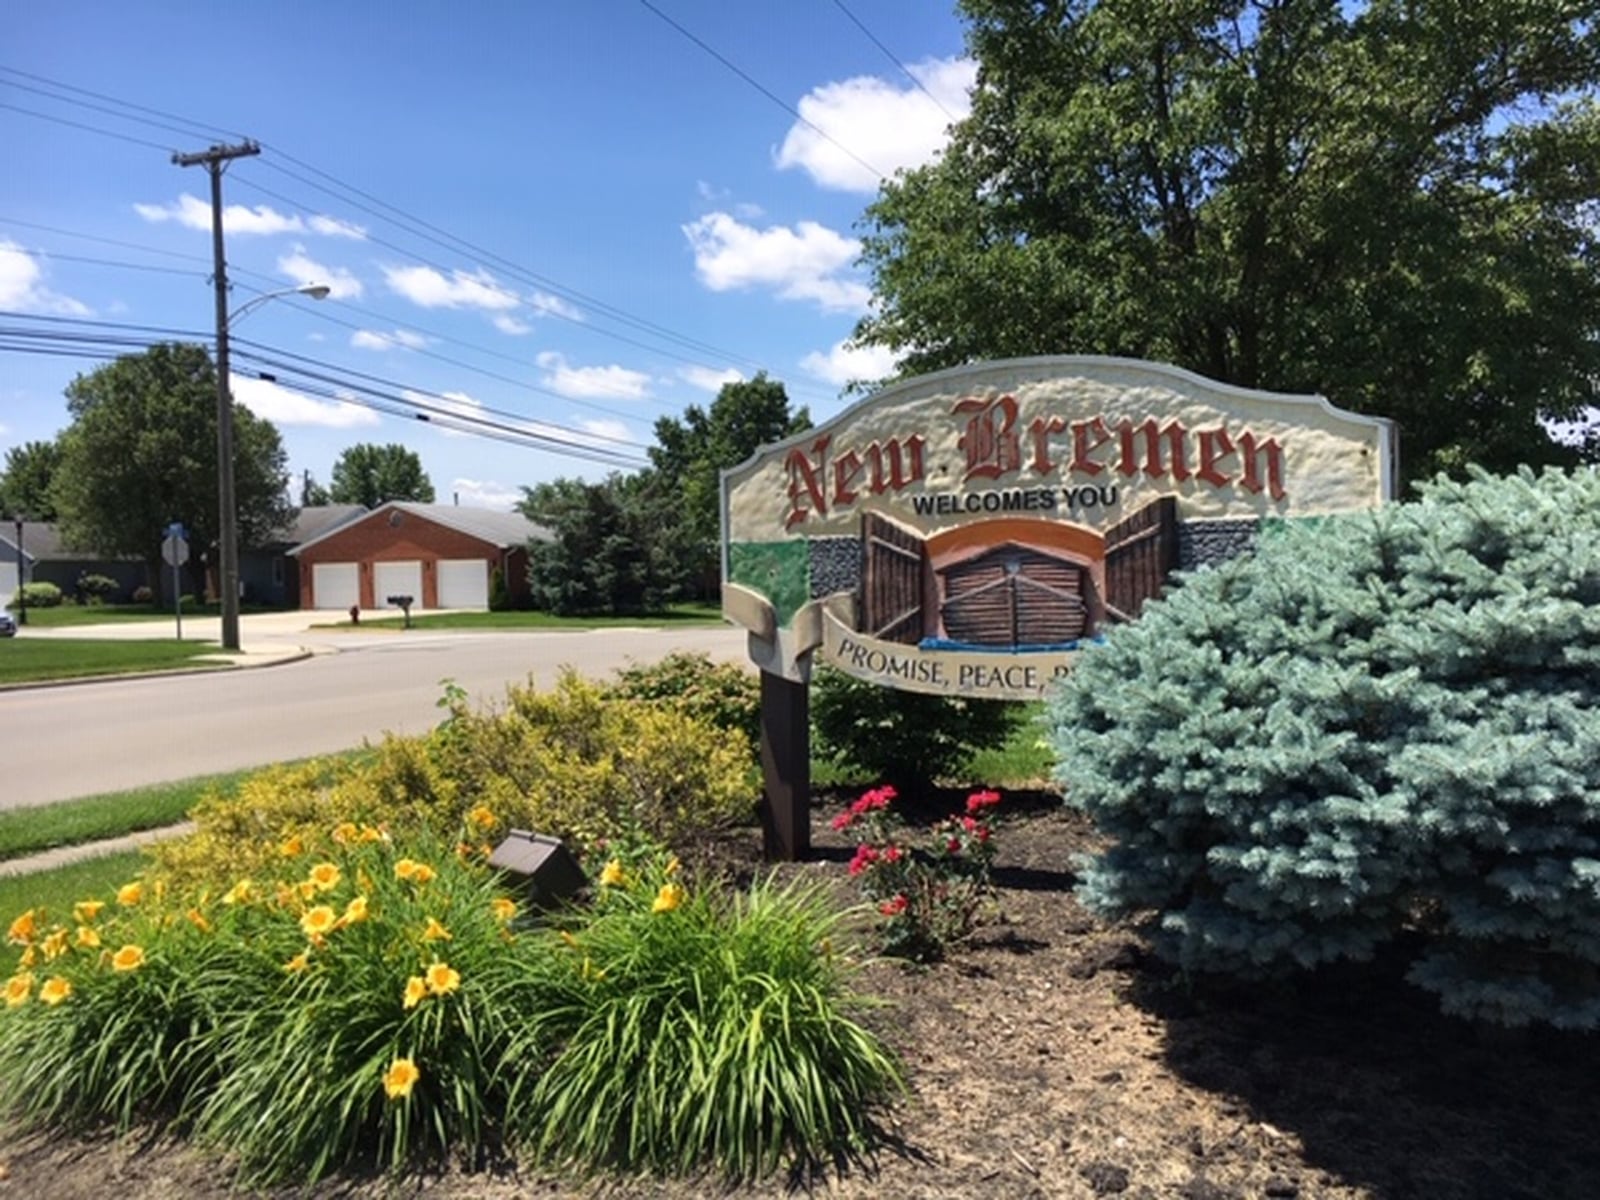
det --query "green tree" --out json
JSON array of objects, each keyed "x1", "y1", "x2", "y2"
[
  {"x1": 0, "y1": 439, "x2": 64, "y2": 521},
  {"x1": 328, "y1": 442, "x2": 435, "y2": 507},
  {"x1": 518, "y1": 474, "x2": 667, "y2": 615},
  {"x1": 648, "y1": 373, "x2": 810, "y2": 598},
  {"x1": 299, "y1": 470, "x2": 332, "y2": 507},
  {"x1": 856, "y1": 0, "x2": 1600, "y2": 480},
  {"x1": 50, "y1": 343, "x2": 294, "y2": 601}
]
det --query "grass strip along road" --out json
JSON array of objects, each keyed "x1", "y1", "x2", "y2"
[{"x1": 0, "y1": 638, "x2": 229, "y2": 684}]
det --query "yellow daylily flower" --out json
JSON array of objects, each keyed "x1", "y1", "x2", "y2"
[
  {"x1": 74, "y1": 926, "x2": 100, "y2": 950},
  {"x1": 422, "y1": 917, "x2": 452, "y2": 942},
  {"x1": 111, "y1": 945, "x2": 146, "y2": 972},
  {"x1": 491, "y1": 897, "x2": 518, "y2": 924},
  {"x1": 279, "y1": 834, "x2": 304, "y2": 858},
  {"x1": 402, "y1": 976, "x2": 428, "y2": 1010},
  {"x1": 39, "y1": 976, "x2": 71, "y2": 1006},
  {"x1": 6, "y1": 910, "x2": 35, "y2": 946},
  {"x1": 40, "y1": 929, "x2": 68, "y2": 961},
  {"x1": 283, "y1": 952, "x2": 310, "y2": 974},
  {"x1": 186, "y1": 908, "x2": 211, "y2": 933},
  {"x1": 72, "y1": 900, "x2": 105, "y2": 925},
  {"x1": 342, "y1": 895, "x2": 369, "y2": 925},
  {"x1": 300, "y1": 906, "x2": 337, "y2": 938},
  {"x1": 425, "y1": 962, "x2": 460, "y2": 996},
  {"x1": 222, "y1": 880, "x2": 255, "y2": 906},
  {"x1": 599, "y1": 860, "x2": 625, "y2": 887},
  {"x1": 308, "y1": 862, "x2": 341, "y2": 892},
  {"x1": 383, "y1": 1057, "x2": 420, "y2": 1100},
  {"x1": 652, "y1": 883, "x2": 685, "y2": 914},
  {"x1": 116, "y1": 882, "x2": 143, "y2": 907},
  {"x1": 5, "y1": 973, "x2": 33, "y2": 1006},
  {"x1": 332, "y1": 821, "x2": 359, "y2": 844},
  {"x1": 468, "y1": 804, "x2": 496, "y2": 830}
]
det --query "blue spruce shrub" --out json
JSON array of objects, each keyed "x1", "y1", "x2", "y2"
[{"x1": 1047, "y1": 467, "x2": 1600, "y2": 1028}]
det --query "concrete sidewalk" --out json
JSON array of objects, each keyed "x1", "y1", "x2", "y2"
[{"x1": 0, "y1": 822, "x2": 195, "y2": 878}]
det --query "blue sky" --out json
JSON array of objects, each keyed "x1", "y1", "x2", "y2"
[{"x1": 2, "y1": 1, "x2": 973, "y2": 510}]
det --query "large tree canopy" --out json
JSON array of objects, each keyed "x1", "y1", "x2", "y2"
[
  {"x1": 51, "y1": 343, "x2": 293, "y2": 596},
  {"x1": 518, "y1": 474, "x2": 668, "y2": 615},
  {"x1": 328, "y1": 442, "x2": 435, "y2": 507},
  {"x1": 0, "y1": 439, "x2": 64, "y2": 521},
  {"x1": 649, "y1": 373, "x2": 810, "y2": 597},
  {"x1": 856, "y1": 0, "x2": 1600, "y2": 479}
]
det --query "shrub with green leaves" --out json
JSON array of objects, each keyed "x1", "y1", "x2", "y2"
[
  {"x1": 1047, "y1": 467, "x2": 1600, "y2": 1029},
  {"x1": 811, "y1": 664, "x2": 1022, "y2": 794},
  {"x1": 607, "y1": 650, "x2": 761, "y2": 749},
  {"x1": 75, "y1": 573, "x2": 120, "y2": 603},
  {"x1": 152, "y1": 672, "x2": 757, "y2": 895},
  {"x1": 9, "y1": 581, "x2": 62, "y2": 609}
]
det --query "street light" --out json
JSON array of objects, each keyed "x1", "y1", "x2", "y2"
[{"x1": 215, "y1": 282, "x2": 330, "y2": 650}]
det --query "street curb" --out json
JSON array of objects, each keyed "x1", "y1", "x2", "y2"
[{"x1": 0, "y1": 648, "x2": 315, "y2": 694}]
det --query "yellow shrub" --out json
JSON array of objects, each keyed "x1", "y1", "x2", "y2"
[{"x1": 151, "y1": 672, "x2": 757, "y2": 894}]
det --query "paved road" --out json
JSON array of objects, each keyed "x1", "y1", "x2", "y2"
[{"x1": 0, "y1": 621, "x2": 749, "y2": 809}]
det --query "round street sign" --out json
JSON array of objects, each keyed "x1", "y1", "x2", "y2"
[{"x1": 162, "y1": 534, "x2": 190, "y2": 567}]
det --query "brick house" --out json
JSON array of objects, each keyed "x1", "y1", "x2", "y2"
[{"x1": 289, "y1": 502, "x2": 550, "y2": 611}]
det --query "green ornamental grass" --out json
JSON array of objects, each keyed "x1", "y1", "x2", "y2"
[{"x1": 508, "y1": 856, "x2": 903, "y2": 1180}]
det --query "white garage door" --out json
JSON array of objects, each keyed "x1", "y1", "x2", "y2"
[
  {"x1": 0, "y1": 563, "x2": 16, "y2": 606},
  {"x1": 436, "y1": 559, "x2": 489, "y2": 609},
  {"x1": 373, "y1": 560, "x2": 423, "y2": 608},
  {"x1": 311, "y1": 562, "x2": 359, "y2": 610}
]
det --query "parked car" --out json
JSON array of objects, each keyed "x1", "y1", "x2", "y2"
[{"x1": 0, "y1": 612, "x2": 16, "y2": 637}]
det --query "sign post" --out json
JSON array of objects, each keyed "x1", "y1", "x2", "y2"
[
  {"x1": 162, "y1": 522, "x2": 189, "y2": 640},
  {"x1": 721, "y1": 356, "x2": 1399, "y2": 860}
]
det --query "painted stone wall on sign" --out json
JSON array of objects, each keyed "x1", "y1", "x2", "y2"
[{"x1": 721, "y1": 357, "x2": 1397, "y2": 701}]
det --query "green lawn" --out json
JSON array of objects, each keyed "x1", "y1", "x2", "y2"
[
  {"x1": 9, "y1": 601, "x2": 286, "y2": 628},
  {"x1": 0, "y1": 771, "x2": 240, "y2": 861},
  {"x1": 324, "y1": 602, "x2": 726, "y2": 631},
  {"x1": 0, "y1": 850, "x2": 147, "y2": 927},
  {"x1": 0, "y1": 638, "x2": 230, "y2": 684}
]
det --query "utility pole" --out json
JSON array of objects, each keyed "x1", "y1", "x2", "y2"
[{"x1": 174, "y1": 139, "x2": 259, "y2": 652}]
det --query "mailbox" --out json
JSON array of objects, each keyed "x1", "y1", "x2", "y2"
[{"x1": 386, "y1": 594, "x2": 415, "y2": 629}]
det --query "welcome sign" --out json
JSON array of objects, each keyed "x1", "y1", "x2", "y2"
[{"x1": 722, "y1": 357, "x2": 1396, "y2": 702}]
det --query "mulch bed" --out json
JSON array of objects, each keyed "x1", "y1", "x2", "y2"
[{"x1": 5, "y1": 790, "x2": 1599, "y2": 1199}]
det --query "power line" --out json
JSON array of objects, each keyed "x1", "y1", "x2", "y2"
[
  {"x1": 0, "y1": 75, "x2": 226, "y2": 144},
  {"x1": 0, "y1": 63, "x2": 241, "y2": 141},
  {"x1": 1, "y1": 64, "x2": 848, "y2": 409},
  {"x1": 635, "y1": 0, "x2": 889, "y2": 185},
  {"x1": 0, "y1": 314, "x2": 651, "y2": 466},
  {"x1": 829, "y1": 0, "x2": 960, "y2": 122},
  {"x1": 0, "y1": 100, "x2": 176, "y2": 152}
]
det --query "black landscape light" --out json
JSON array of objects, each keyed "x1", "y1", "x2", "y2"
[{"x1": 487, "y1": 830, "x2": 586, "y2": 909}]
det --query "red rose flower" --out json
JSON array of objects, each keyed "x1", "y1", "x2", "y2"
[
  {"x1": 879, "y1": 894, "x2": 908, "y2": 916},
  {"x1": 966, "y1": 789, "x2": 1001, "y2": 814}
]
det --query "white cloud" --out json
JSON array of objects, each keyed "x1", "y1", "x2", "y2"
[
  {"x1": 230, "y1": 376, "x2": 378, "y2": 428},
  {"x1": 307, "y1": 214, "x2": 368, "y2": 240},
  {"x1": 402, "y1": 388, "x2": 484, "y2": 438},
  {"x1": 800, "y1": 338, "x2": 900, "y2": 388},
  {"x1": 577, "y1": 417, "x2": 632, "y2": 444},
  {"x1": 382, "y1": 263, "x2": 520, "y2": 311},
  {"x1": 134, "y1": 193, "x2": 366, "y2": 239},
  {"x1": 536, "y1": 352, "x2": 652, "y2": 400},
  {"x1": 493, "y1": 314, "x2": 532, "y2": 336},
  {"x1": 528, "y1": 290, "x2": 582, "y2": 320},
  {"x1": 777, "y1": 57, "x2": 976, "y2": 192},
  {"x1": 350, "y1": 328, "x2": 429, "y2": 351},
  {"x1": 0, "y1": 240, "x2": 90, "y2": 316},
  {"x1": 682, "y1": 212, "x2": 870, "y2": 312},
  {"x1": 679, "y1": 365, "x2": 744, "y2": 392},
  {"x1": 449, "y1": 478, "x2": 522, "y2": 511},
  {"x1": 278, "y1": 246, "x2": 362, "y2": 300}
]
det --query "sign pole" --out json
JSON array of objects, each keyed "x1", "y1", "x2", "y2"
[
  {"x1": 163, "y1": 523, "x2": 189, "y2": 641},
  {"x1": 758, "y1": 669, "x2": 810, "y2": 861}
]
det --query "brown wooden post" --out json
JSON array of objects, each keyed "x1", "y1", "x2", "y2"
[{"x1": 759, "y1": 668, "x2": 811, "y2": 861}]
